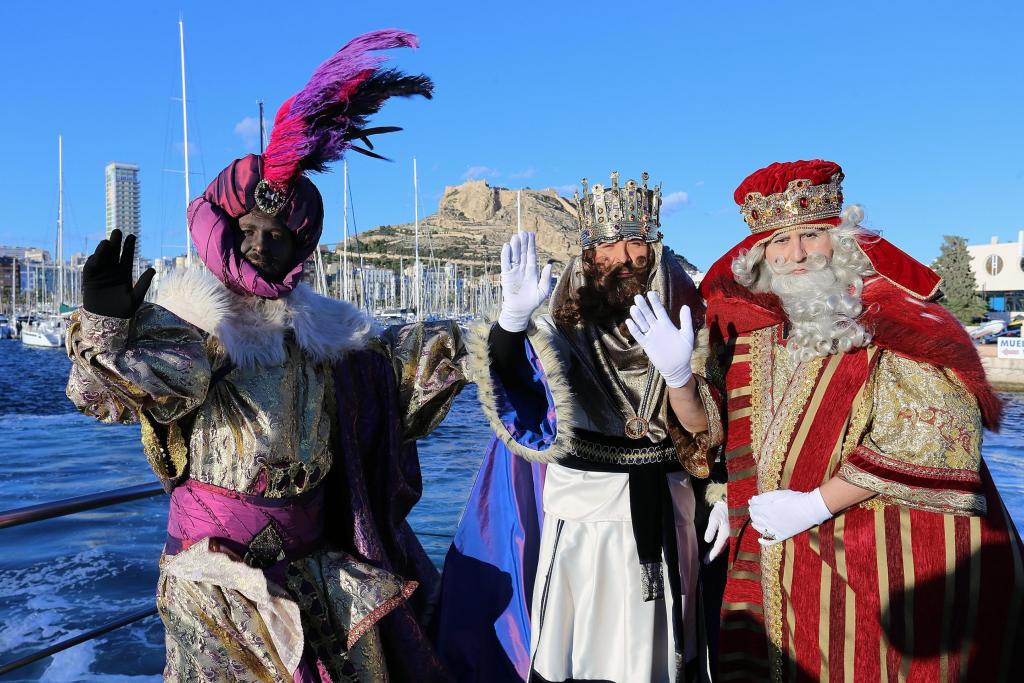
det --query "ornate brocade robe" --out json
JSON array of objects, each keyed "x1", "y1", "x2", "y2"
[
  {"x1": 707, "y1": 277, "x2": 1024, "y2": 682},
  {"x1": 66, "y1": 269, "x2": 468, "y2": 682},
  {"x1": 437, "y1": 246, "x2": 724, "y2": 683}
]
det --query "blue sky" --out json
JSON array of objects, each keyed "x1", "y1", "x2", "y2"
[{"x1": 1, "y1": 1, "x2": 1021, "y2": 271}]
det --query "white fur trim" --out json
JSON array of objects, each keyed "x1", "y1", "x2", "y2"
[
  {"x1": 155, "y1": 268, "x2": 371, "y2": 368},
  {"x1": 216, "y1": 295, "x2": 290, "y2": 368},
  {"x1": 285, "y1": 283, "x2": 375, "y2": 363},
  {"x1": 155, "y1": 268, "x2": 234, "y2": 337},
  {"x1": 468, "y1": 316, "x2": 582, "y2": 463},
  {"x1": 705, "y1": 481, "x2": 728, "y2": 506}
]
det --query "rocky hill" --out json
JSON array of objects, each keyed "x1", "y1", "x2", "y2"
[
  {"x1": 342, "y1": 180, "x2": 577, "y2": 266},
  {"x1": 343, "y1": 179, "x2": 698, "y2": 273}
]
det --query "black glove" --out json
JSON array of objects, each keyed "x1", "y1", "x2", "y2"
[{"x1": 82, "y1": 229, "x2": 156, "y2": 318}]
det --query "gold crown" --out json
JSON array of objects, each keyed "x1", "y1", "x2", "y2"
[
  {"x1": 574, "y1": 171, "x2": 662, "y2": 250},
  {"x1": 740, "y1": 171, "x2": 844, "y2": 233}
]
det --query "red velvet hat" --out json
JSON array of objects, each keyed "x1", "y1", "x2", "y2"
[{"x1": 700, "y1": 160, "x2": 941, "y2": 301}]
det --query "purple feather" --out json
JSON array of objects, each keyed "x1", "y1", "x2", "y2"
[
  {"x1": 263, "y1": 29, "x2": 431, "y2": 185},
  {"x1": 290, "y1": 29, "x2": 419, "y2": 119}
]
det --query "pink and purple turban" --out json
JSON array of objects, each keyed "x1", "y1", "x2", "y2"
[
  {"x1": 187, "y1": 155, "x2": 324, "y2": 299},
  {"x1": 186, "y1": 29, "x2": 433, "y2": 299}
]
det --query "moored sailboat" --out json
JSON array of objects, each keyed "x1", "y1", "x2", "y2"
[{"x1": 22, "y1": 136, "x2": 67, "y2": 349}]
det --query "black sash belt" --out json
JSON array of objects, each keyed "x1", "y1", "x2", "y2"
[
  {"x1": 629, "y1": 463, "x2": 670, "y2": 602},
  {"x1": 562, "y1": 429, "x2": 683, "y2": 604}
]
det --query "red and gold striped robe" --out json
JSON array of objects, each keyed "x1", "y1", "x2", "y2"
[{"x1": 707, "y1": 279, "x2": 1024, "y2": 682}]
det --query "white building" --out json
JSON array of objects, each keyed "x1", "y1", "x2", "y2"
[
  {"x1": 967, "y1": 231, "x2": 1024, "y2": 316},
  {"x1": 105, "y1": 162, "x2": 141, "y2": 277}
]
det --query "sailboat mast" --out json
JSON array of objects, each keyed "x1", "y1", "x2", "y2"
[
  {"x1": 342, "y1": 160, "x2": 349, "y2": 300},
  {"x1": 57, "y1": 135, "x2": 64, "y2": 309},
  {"x1": 413, "y1": 157, "x2": 421, "y2": 321},
  {"x1": 517, "y1": 189, "x2": 522, "y2": 234},
  {"x1": 258, "y1": 101, "x2": 265, "y2": 155},
  {"x1": 179, "y1": 16, "x2": 192, "y2": 267}
]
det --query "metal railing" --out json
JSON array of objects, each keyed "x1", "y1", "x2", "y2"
[
  {"x1": 0, "y1": 483, "x2": 166, "y2": 677},
  {"x1": 0, "y1": 481, "x2": 165, "y2": 530},
  {"x1": 0, "y1": 483, "x2": 454, "y2": 677}
]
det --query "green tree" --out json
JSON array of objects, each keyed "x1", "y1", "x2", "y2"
[{"x1": 932, "y1": 235, "x2": 988, "y2": 323}]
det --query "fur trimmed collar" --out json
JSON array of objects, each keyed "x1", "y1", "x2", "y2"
[{"x1": 155, "y1": 268, "x2": 373, "y2": 368}]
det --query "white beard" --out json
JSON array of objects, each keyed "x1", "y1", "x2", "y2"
[{"x1": 767, "y1": 253, "x2": 868, "y2": 361}]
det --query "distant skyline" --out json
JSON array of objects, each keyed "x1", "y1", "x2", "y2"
[{"x1": 1, "y1": 1, "x2": 1022, "y2": 271}]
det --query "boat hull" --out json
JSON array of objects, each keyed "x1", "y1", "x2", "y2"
[{"x1": 21, "y1": 330, "x2": 63, "y2": 348}]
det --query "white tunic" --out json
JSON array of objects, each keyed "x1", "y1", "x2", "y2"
[{"x1": 529, "y1": 463, "x2": 699, "y2": 683}]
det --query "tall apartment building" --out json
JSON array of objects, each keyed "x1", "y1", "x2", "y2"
[{"x1": 105, "y1": 162, "x2": 141, "y2": 276}]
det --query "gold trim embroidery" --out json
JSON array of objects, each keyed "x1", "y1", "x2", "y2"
[
  {"x1": 837, "y1": 463, "x2": 987, "y2": 515},
  {"x1": 748, "y1": 329, "x2": 772, "y2": 462},
  {"x1": 757, "y1": 353, "x2": 823, "y2": 493},
  {"x1": 753, "y1": 331, "x2": 825, "y2": 682},
  {"x1": 762, "y1": 542, "x2": 785, "y2": 682},
  {"x1": 140, "y1": 412, "x2": 188, "y2": 483}
]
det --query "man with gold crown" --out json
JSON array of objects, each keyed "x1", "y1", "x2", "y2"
[
  {"x1": 438, "y1": 171, "x2": 727, "y2": 682},
  {"x1": 697, "y1": 159, "x2": 1024, "y2": 681},
  {"x1": 65, "y1": 31, "x2": 468, "y2": 682}
]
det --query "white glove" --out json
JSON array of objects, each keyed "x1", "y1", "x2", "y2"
[
  {"x1": 624, "y1": 292, "x2": 694, "y2": 388},
  {"x1": 498, "y1": 232, "x2": 553, "y2": 332},
  {"x1": 703, "y1": 501, "x2": 730, "y2": 564},
  {"x1": 748, "y1": 488, "x2": 833, "y2": 546}
]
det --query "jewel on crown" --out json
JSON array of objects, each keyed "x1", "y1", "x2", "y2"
[
  {"x1": 739, "y1": 171, "x2": 845, "y2": 234},
  {"x1": 573, "y1": 170, "x2": 663, "y2": 250}
]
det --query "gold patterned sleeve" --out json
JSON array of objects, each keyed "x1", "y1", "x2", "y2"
[
  {"x1": 837, "y1": 350, "x2": 986, "y2": 515},
  {"x1": 65, "y1": 304, "x2": 212, "y2": 426},
  {"x1": 371, "y1": 320, "x2": 470, "y2": 443}
]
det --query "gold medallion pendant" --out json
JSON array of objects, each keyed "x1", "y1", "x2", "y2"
[{"x1": 624, "y1": 416, "x2": 649, "y2": 440}]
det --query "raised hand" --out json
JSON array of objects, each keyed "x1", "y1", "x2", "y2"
[
  {"x1": 82, "y1": 229, "x2": 156, "y2": 318},
  {"x1": 498, "y1": 231, "x2": 553, "y2": 332},
  {"x1": 624, "y1": 292, "x2": 694, "y2": 388}
]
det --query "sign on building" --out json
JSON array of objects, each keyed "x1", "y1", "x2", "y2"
[{"x1": 998, "y1": 337, "x2": 1024, "y2": 359}]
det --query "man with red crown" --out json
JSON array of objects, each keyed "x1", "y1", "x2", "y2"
[
  {"x1": 694, "y1": 159, "x2": 1024, "y2": 681},
  {"x1": 66, "y1": 31, "x2": 467, "y2": 682}
]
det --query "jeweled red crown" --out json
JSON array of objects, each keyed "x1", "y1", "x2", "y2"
[{"x1": 736, "y1": 160, "x2": 844, "y2": 234}]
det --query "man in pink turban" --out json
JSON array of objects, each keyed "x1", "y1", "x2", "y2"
[
  {"x1": 67, "y1": 30, "x2": 467, "y2": 682},
  {"x1": 187, "y1": 152, "x2": 325, "y2": 299}
]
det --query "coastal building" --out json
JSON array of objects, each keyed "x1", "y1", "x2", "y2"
[
  {"x1": 0, "y1": 256, "x2": 21, "y2": 312},
  {"x1": 0, "y1": 247, "x2": 52, "y2": 294},
  {"x1": 0, "y1": 246, "x2": 29, "y2": 260},
  {"x1": 0, "y1": 246, "x2": 49, "y2": 262},
  {"x1": 968, "y1": 231, "x2": 1024, "y2": 316},
  {"x1": 105, "y1": 162, "x2": 142, "y2": 277}
]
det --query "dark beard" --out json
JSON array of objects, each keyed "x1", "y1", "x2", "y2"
[{"x1": 553, "y1": 251, "x2": 651, "y2": 328}]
